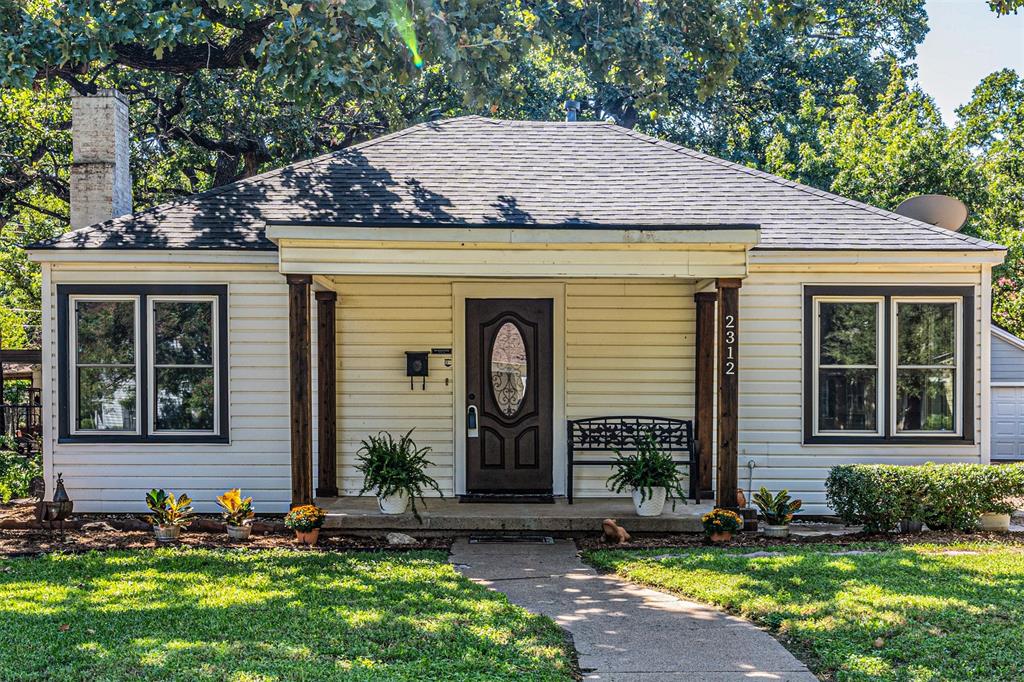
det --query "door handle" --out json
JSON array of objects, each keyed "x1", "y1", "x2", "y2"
[{"x1": 467, "y1": 405, "x2": 479, "y2": 438}]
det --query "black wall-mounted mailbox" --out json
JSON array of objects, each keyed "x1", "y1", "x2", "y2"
[{"x1": 406, "y1": 351, "x2": 429, "y2": 389}]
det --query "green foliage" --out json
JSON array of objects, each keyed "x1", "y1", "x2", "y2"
[
  {"x1": 751, "y1": 487, "x2": 802, "y2": 525},
  {"x1": 0, "y1": 549, "x2": 573, "y2": 680},
  {"x1": 144, "y1": 488, "x2": 194, "y2": 528},
  {"x1": 356, "y1": 429, "x2": 442, "y2": 520},
  {"x1": 0, "y1": 448, "x2": 41, "y2": 503},
  {"x1": 605, "y1": 432, "x2": 688, "y2": 509},
  {"x1": 826, "y1": 463, "x2": 1024, "y2": 532},
  {"x1": 587, "y1": 542, "x2": 1024, "y2": 681}
]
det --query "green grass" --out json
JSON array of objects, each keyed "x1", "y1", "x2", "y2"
[
  {"x1": 586, "y1": 543, "x2": 1024, "y2": 682},
  {"x1": 0, "y1": 548, "x2": 573, "y2": 681}
]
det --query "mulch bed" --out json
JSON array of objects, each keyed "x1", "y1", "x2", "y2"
[
  {"x1": 576, "y1": 529, "x2": 1024, "y2": 551},
  {"x1": 0, "y1": 502, "x2": 451, "y2": 558}
]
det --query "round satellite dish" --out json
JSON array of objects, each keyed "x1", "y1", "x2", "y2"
[{"x1": 894, "y1": 194, "x2": 968, "y2": 231}]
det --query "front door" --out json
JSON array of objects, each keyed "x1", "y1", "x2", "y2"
[{"x1": 465, "y1": 298, "x2": 553, "y2": 494}]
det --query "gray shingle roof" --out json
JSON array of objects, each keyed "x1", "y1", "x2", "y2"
[{"x1": 35, "y1": 116, "x2": 1003, "y2": 252}]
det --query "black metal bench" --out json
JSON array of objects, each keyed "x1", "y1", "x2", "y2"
[{"x1": 566, "y1": 416, "x2": 698, "y2": 504}]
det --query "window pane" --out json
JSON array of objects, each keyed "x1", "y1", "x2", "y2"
[
  {"x1": 76, "y1": 366, "x2": 136, "y2": 431},
  {"x1": 819, "y1": 302, "x2": 877, "y2": 366},
  {"x1": 154, "y1": 301, "x2": 213, "y2": 365},
  {"x1": 155, "y1": 367, "x2": 215, "y2": 431},
  {"x1": 818, "y1": 368, "x2": 878, "y2": 432},
  {"x1": 76, "y1": 300, "x2": 136, "y2": 364},
  {"x1": 898, "y1": 302, "x2": 956, "y2": 366},
  {"x1": 896, "y1": 368, "x2": 955, "y2": 432}
]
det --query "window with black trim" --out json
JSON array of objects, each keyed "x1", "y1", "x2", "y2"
[
  {"x1": 58, "y1": 285, "x2": 229, "y2": 443},
  {"x1": 803, "y1": 286, "x2": 974, "y2": 444}
]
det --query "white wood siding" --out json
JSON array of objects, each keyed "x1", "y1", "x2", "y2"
[
  {"x1": 739, "y1": 267, "x2": 985, "y2": 513},
  {"x1": 45, "y1": 264, "x2": 297, "y2": 513},
  {"x1": 46, "y1": 263, "x2": 988, "y2": 517}
]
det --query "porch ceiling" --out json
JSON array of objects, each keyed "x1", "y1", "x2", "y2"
[{"x1": 268, "y1": 224, "x2": 760, "y2": 278}]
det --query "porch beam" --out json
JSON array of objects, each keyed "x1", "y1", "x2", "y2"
[
  {"x1": 287, "y1": 274, "x2": 313, "y2": 507},
  {"x1": 693, "y1": 292, "x2": 716, "y2": 498},
  {"x1": 716, "y1": 278, "x2": 741, "y2": 509},
  {"x1": 315, "y1": 290, "x2": 339, "y2": 498}
]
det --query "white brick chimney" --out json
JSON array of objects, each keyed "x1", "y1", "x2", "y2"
[{"x1": 70, "y1": 88, "x2": 132, "y2": 230}]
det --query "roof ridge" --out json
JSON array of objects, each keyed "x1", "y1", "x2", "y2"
[
  {"x1": 602, "y1": 124, "x2": 1003, "y2": 251},
  {"x1": 31, "y1": 117, "x2": 451, "y2": 247}
]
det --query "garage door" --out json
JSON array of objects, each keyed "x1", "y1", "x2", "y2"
[{"x1": 992, "y1": 386, "x2": 1024, "y2": 461}]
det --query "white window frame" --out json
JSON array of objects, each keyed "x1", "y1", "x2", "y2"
[
  {"x1": 68, "y1": 294, "x2": 141, "y2": 436},
  {"x1": 891, "y1": 296, "x2": 963, "y2": 438},
  {"x1": 812, "y1": 296, "x2": 885, "y2": 437},
  {"x1": 147, "y1": 295, "x2": 221, "y2": 435}
]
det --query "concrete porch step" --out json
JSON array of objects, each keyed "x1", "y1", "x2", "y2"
[{"x1": 317, "y1": 496, "x2": 712, "y2": 535}]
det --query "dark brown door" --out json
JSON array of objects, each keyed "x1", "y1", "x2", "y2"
[{"x1": 465, "y1": 299, "x2": 553, "y2": 494}]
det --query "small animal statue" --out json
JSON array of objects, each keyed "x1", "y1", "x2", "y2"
[
  {"x1": 736, "y1": 488, "x2": 747, "y2": 509},
  {"x1": 602, "y1": 518, "x2": 631, "y2": 544}
]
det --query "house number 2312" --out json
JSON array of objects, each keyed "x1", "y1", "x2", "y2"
[{"x1": 724, "y1": 314, "x2": 737, "y2": 375}]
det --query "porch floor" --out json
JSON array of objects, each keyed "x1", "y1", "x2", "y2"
[{"x1": 317, "y1": 496, "x2": 713, "y2": 535}]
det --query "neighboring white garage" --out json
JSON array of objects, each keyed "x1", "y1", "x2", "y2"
[{"x1": 992, "y1": 325, "x2": 1024, "y2": 462}]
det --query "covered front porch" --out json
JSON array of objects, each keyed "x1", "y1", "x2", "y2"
[{"x1": 273, "y1": 224, "x2": 758, "y2": 517}]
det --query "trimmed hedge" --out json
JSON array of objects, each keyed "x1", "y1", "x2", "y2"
[{"x1": 826, "y1": 463, "x2": 1024, "y2": 533}]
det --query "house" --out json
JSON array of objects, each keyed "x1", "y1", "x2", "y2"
[
  {"x1": 991, "y1": 324, "x2": 1024, "y2": 462},
  {"x1": 27, "y1": 89, "x2": 1007, "y2": 515}
]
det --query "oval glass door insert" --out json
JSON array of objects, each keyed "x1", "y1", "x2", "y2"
[{"x1": 491, "y1": 321, "x2": 528, "y2": 417}]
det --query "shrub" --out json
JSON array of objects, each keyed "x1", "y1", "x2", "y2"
[
  {"x1": 826, "y1": 463, "x2": 1024, "y2": 533},
  {"x1": 0, "y1": 449, "x2": 42, "y2": 504}
]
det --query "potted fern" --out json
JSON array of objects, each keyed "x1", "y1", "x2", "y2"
[
  {"x1": 752, "y1": 486, "x2": 802, "y2": 537},
  {"x1": 606, "y1": 432, "x2": 687, "y2": 516},
  {"x1": 356, "y1": 429, "x2": 442, "y2": 520},
  {"x1": 145, "y1": 489, "x2": 194, "y2": 542},
  {"x1": 217, "y1": 488, "x2": 255, "y2": 540}
]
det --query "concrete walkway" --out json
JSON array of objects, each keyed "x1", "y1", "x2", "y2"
[{"x1": 450, "y1": 539, "x2": 817, "y2": 681}]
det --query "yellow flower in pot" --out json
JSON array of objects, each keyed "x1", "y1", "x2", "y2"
[
  {"x1": 701, "y1": 508, "x2": 743, "y2": 543},
  {"x1": 284, "y1": 504, "x2": 327, "y2": 545}
]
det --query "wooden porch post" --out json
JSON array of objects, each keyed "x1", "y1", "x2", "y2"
[
  {"x1": 693, "y1": 292, "x2": 716, "y2": 499},
  {"x1": 715, "y1": 278, "x2": 741, "y2": 509},
  {"x1": 315, "y1": 290, "x2": 338, "y2": 498},
  {"x1": 287, "y1": 275, "x2": 313, "y2": 507}
]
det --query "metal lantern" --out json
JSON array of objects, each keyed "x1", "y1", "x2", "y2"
[{"x1": 37, "y1": 473, "x2": 74, "y2": 541}]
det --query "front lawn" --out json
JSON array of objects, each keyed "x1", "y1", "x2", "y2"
[
  {"x1": 0, "y1": 548, "x2": 573, "y2": 681},
  {"x1": 587, "y1": 542, "x2": 1024, "y2": 681}
]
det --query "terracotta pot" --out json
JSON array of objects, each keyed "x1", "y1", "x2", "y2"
[
  {"x1": 709, "y1": 531, "x2": 733, "y2": 543},
  {"x1": 632, "y1": 487, "x2": 667, "y2": 517},
  {"x1": 294, "y1": 528, "x2": 320, "y2": 545},
  {"x1": 979, "y1": 512, "x2": 1011, "y2": 533},
  {"x1": 378, "y1": 490, "x2": 410, "y2": 515},
  {"x1": 227, "y1": 524, "x2": 252, "y2": 540},
  {"x1": 153, "y1": 525, "x2": 181, "y2": 542},
  {"x1": 762, "y1": 524, "x2": 790, "y2": 538}
]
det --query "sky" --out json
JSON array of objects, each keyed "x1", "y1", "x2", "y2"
[{"x1": 915, "y1": 0, "x2": 1024, "y2": 123}]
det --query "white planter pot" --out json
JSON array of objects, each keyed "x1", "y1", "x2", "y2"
[
  {"x1": 979, "y1": 512, "x2": 1011, "y2": 532},
  {"x1": 227, "y1": 524, "x2": 252, "y2": 540},
  {"x1": 763, "y1": 524, "x2": 790, "y2": 538},
  {"x1": 632, "y1": 487, "x2": 667, "y2": 517},
  {"x1": 378, "y1": 490, "x2": 410, "y2": 515},
  {"x1": 153, "y1": 525, "x2": 181, "y2": 542}
]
